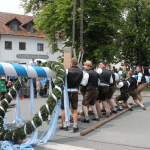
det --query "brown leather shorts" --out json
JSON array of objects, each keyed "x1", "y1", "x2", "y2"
[
  {"x1": 116, "y1": 94, "x2": 129, "y2": 102},
  {"x1": 108, "y1": 86, "x2": 116, "y2": 99},
  {"x1": 79, "y1": 86, "x2": 86, "y2": 97},
  {"x1": 82, "y1": 90, "x2": 99, "y2": 106},
  {"x1": 129, "y1": 90, "x2": 137, "y2": 100},
  {"x1": 61, "y1": 91, "x2": 78, "y2": 110},
  {"x1": 97, "y1": 86, "x2": 109, "y2": 101}
]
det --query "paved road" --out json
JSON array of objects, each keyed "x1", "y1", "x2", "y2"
[{"x1": 4, "y1": 91, "x2": 150, "y2": 150}]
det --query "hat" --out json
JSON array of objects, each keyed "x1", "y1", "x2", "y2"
[
  {"x1": 121, "y1": 73, "x2": 126, "y2": 78},
  {"x1": 84, "y1": 60, "x2": 92, "y2": 67}
]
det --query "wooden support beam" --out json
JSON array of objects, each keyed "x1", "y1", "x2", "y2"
[{"x1": 80, "y1": 104, "x2": 137, "y2": 136}]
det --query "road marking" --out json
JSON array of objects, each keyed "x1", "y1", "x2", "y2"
[{"x1": 38, "y1": 142, "x2": 94, "y2": 150}]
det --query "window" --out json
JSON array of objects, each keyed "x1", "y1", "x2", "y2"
[
  {"x1": 5, "y1": 41, "x2": 12, "y2": 50},
  {"x1": 12, "y1": 23, "x2": 18, "y2": 31},
  {"x1": 19, "y1": 42, "x2": 26, "y2": 50},
  {"x1": 9, "y1": 21, "x2": 19, "y2": 31},
  {"x1": 37, "y1": 43, "x2": 44, "y2": 51}
]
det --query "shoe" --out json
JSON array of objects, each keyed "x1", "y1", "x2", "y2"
[
  {"x1": 73, "y1": 127, "x2": 79, "y2": 133},
  {"x1": 21, "y1": 97, "x2": 25, "y2": 99},
  {"x1": 101, "y1": 109, "x2": 106, "y2": 112},
  {"x1": 143, "y1": 106, "x2": 146, "y2": 110},
  {"x1": 129, "y1": 108, "x2": 133, "y2": 111},
  {"x1": 105, "y1": 114, "x2": 110, "y2": 117},
  {"x1": 129, "y1": 103, "x2": 133, "y2": 105},
  {"x1": 19, "y1": 97, "x2": 22, "y2": 100},
  {"x1": 92, "y1": 118, "x2": 99, "y2": 121},
  {"x1": 103, "y1": 112, "x2": 112, "y2": 115},
  {"x1": 117, "y1": 108, "x2": 123, "y2": 111},
  {"x1": 112, "y1": 110, "x2": 117, "y2": 114},
  {"x1": 59, "y1": 126, "x2": 68, "y2": 131},
  {"x1": 81, "y1": 119, "x2": 90, "y2": 123}
]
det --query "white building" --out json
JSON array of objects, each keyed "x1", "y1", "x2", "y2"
[{"x1": 0, "y1": 12, "x2": 63, "y2": 65}]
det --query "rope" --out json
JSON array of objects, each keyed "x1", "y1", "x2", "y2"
[{"x1": 72, "y1": 0, "x2": 77, "y2": 57}]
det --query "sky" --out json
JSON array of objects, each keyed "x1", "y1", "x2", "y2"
[{"x1": 0, "y1": 0, "x2": 25, "y2": 15}]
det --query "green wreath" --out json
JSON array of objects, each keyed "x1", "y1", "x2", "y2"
[{"x1": 0, "y1": 61, "x2": 65, "y2": 143}]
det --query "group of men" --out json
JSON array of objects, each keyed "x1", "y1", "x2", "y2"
[{"x1": 59, "y1": 58, "x2": 147, "y2": 133}]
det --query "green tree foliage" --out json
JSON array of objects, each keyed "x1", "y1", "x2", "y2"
[
  {"x1": 117, "y1": 0, "x2": 150, "y2": 67},
  {"x1": 21, "y1": 0, "x2": 126, "y2": 64}
]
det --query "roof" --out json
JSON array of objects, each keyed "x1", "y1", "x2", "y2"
[{"x1": 0, "y1": 12, "x2": 44, "y2": 38}]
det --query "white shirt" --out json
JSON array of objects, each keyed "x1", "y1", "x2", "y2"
[
  {"x1": 80, "y1": 71, "x2": 89, "y2": 86},
  {"x1": 117, "y1": 81, "x2": 130, "y2": 88},
  {"x1": 137, "y1": 72, "x2": 143, "y2": 83}
]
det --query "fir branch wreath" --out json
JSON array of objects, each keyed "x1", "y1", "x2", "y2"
[{"x1": 0, "y1": 61, "x2": 65, "y2": 143}]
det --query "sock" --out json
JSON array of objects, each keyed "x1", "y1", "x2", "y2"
[
  {"x1": 80, "y1": 109, "x2": 83, "y2": 113},
  {"x1": 119, "y1": 106, "x2": 122, "y2": 109},
  {"x1": 94, "y1": 114, "x2": 99, "y2": 119},
  {"x1": 63, "y1": 122, "x2": 66, "y2": 127},
  {"x1": 113, "y1": 108, "x2": 117, "y2": 111},
  {"x1": 109, "y1": 109, "x2": 111, "y2": 113},
  {"x1": 141, "y1": 104, "x2": 144, "y2": 107},
  {"x1": 106, "y1": 112, "x2": 110, "y2": 115},
  {"x1": 85, "y1": 116, "x2": 89, "y2": 120},
  {"x1": 73, "y1": 122, "x2": 77, "y2": 128},
  {"x1": 128, "y1": 105, "x2": 131, "y2": 108}
]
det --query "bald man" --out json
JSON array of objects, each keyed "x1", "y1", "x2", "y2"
[{"x1": 60, "y1": 57, "x2": 83, "y2": 133}]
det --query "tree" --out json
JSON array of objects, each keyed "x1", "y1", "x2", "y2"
[
  {"x1": 21, "y1": 0, "x2": 126, "y2": 64},
  {"x1": 117, "y1": 0, "x2": 150, "y2": 67}
]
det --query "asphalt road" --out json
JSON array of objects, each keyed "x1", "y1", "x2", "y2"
[{"x1": 3, "y1": 91, "x2": 150, "y2": 150}]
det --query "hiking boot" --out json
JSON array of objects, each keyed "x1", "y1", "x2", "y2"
[
  {"x1": 91, "y1": 118, "x2": 99, "y2": 121},
  {"x1": 59, "y1": 126, "x2": 68, "y2": 131},
  {"x1": 117, "y1": 108, "x2": 123, "y2": 111},
  {"x1": 81, "y1": 119, "x2": 90, "y2": 123},
  {"x1": 112, "y1": 110, "x2": 117, "y2": 114},
  {"x1": 73, "y1": 127, "x2": 79, "y2": 133}
]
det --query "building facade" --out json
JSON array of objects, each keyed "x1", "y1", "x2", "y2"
[{"x1": 0, "y1": 12, "x2": 63, "y2": 65}]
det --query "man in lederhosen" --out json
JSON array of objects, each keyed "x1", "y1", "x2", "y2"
[
  {"x1": 136, "y1": 65, "x2": 147, "y2": 105},
  {"x1": 96, "y1": 61, "x2": 112, "y2": 117},
  {"x1": 127, "y1": 71, "x2": 146, "y2": 110},
  {"x1": 106, "y1": 64, "x2": 117, "y2": 114},
  {"x1": 80, "y1": 60, "x2": 99, "y2": 123},
  {"x1": 114, "y1": 73, "x2": 133, "y2": 111},
  {"x1": 60, "y1": 57, "x2": 83, "y2": 133}
]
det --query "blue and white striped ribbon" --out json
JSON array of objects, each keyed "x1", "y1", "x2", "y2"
[
  {"x1": 64, "y1": 75, "x2": 70, "y2": 127},
  {"x1": 0, "y1": 63, "x2": 56, "y2": 78}
]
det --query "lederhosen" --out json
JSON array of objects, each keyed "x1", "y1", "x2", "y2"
[
  {"x1": 127, "y1": 77, "x2": 138, "y2": 100},
  {"x1": 82, "y1": 69, "x2": 99, "y2": 106},
  {"x1": 137, "y1": 71, "x2": 147, "y2": 94},
  {"x1": 116, "y1": 80, "x2": 129, "y2": 102},
  {"x1": 97, "y1": 68, "x2": 111, "y2": 101},
  {"x1": 61, "y1": 66, "x2": 83, "y2": 110},
  {"x1": 108, "y1": 70, "x2": 116, "y2": 99}
]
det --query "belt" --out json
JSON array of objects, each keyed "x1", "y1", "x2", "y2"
[{"x1": 67, "y1": 88, "x2": 78, "y2": 92}]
